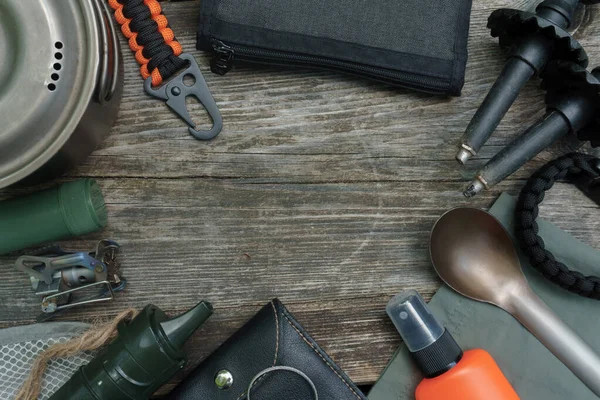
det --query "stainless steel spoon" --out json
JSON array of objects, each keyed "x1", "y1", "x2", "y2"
[{"x1": 430, "y1": 207, "x2": 600, "y2": 397}]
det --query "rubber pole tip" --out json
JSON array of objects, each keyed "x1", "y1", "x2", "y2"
[{"x1": 463, "y1": 179, "x2": 486, "y2": 198}]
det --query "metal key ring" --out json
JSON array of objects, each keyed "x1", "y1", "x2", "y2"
[{"x1": 246, "y1": 366, "x2": 318, "y2": 400}]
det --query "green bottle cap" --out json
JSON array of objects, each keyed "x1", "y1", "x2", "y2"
[
  {"x1": 160, "y1": 301, "x2": 214, "y2": 350},
  {"x1": 58, "y1": 179, "x2": 108, "y2": 236}
]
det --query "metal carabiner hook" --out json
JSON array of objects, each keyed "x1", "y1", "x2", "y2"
[{"x1": 144, "y1": 53, "x2": 223, "y2": 140}]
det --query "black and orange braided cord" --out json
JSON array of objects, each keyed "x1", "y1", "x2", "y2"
[{"x1": 108, "y1": 0, "x2": 186, "y2": 86}]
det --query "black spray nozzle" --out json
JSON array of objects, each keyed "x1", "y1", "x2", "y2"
[
  {"x1": 387, "y1": 290, "x2": 445, "y2": 352},
  {"x1": 387, "y1": 290, "x2": 462, "y2": 378},
  {"x1": 50, "y1": 301, "x2": 213, "y2": 400},
  {"x1": 464, "y1": 61, "x2": 600, "y2": 197},
  {"x1": 456, "y1": 0, "x2": 589, "y2": 165}
]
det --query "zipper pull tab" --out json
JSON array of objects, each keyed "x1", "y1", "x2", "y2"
[{"x1": 211, "y1": 40, "x2": 235, "y2": 75}]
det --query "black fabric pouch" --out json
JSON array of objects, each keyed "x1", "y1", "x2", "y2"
[
  {"x1": 196, "y1": 0, "x2": 472, "y2": 96},
  {"x1": 167, "y1": 299, "x2": 367, "y2": 400}
]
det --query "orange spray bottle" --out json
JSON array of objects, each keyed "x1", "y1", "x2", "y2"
[{"x1": 386, "y1": 290, "x2": 520, "y2": 400}]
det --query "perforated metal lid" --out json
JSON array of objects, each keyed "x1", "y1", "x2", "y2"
[{"x1": 0, "y1": 0, "x2": 100, "y2": 188}]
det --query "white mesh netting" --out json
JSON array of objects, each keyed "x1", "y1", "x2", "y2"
[{"x1": 0, "y1": 325, "x2": 94, "y2": 400}]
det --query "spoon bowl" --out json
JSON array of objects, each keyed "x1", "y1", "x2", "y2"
[{"x1": 430, "y1": 207, "x2": 528, "y2": 309}]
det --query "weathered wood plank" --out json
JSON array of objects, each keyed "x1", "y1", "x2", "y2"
[
  {"x1": 0, "y1": 0, "x2": 598, "y2": 394},
  {"x1": 0, "y1": 179, "x2": 597, "y2": 387}
]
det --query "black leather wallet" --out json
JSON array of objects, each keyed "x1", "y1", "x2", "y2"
[{"x1": 167, "y1": 299, "x2": 367, "y2": 400}]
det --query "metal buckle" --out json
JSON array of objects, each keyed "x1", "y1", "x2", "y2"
[
  {"x1": 144, "y1": 53, "x2": 223, "y2": 141},
  {"x1": 575, "y1": 158, "x2": 600, "y2": 206}
]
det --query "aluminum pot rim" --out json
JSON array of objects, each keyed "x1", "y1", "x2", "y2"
[{"x1": 0, "y1": 0, "x2": 101, "y2": 188}]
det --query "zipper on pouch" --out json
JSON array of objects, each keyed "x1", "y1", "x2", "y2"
[{"x1": 211, "y1": 40, "x2": 451, "y2": 93}]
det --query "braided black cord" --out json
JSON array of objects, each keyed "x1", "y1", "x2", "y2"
[
  {"x1": 120, "y1": 0, "x2": 187, "y2": 81},
  {"x1": 516, "y1": 152, "x2": 600, "y2": 299}
]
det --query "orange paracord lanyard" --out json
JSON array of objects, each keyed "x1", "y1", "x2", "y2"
[
  {"x1": 108, "y1": 0, "x2": 184, "y2": 86},
  {"x1": 106, "y1": 0, "x2": 223, "y2": 139}
]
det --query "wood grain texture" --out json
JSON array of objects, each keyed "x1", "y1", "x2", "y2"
[{"x1": 1, "y1": 0, "x2": 599, "y2": 394}]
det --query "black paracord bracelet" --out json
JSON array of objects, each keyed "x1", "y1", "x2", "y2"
[{"x1": 516, "y1": 152, "x2": 600, "y2": 299}]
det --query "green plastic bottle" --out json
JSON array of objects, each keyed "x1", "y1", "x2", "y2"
[
  {"x1": 0, "y1": 179, "x2": 107, "y2": 255},
  {"x1": 50, "y1": 301, "x2": 213, "y2": 400}
]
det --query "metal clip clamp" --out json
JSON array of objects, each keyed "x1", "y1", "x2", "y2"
[
  {"x1": 16, "y1": 240, "x2": 126, "y2": 321},
  {"x1": 144, "y1": 53, "x2": 223, "y2": 141}
]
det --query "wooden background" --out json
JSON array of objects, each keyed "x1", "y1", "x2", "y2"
[{"x1": 1, "y1": 0, "x2": 599, "y2": 395}]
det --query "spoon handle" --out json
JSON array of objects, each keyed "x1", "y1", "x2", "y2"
[{"x1": 512, "y1": 289, "x2": 600, "y2": 396}]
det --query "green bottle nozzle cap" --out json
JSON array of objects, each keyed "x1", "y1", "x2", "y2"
[
  {"x1": 160, "y1": 301, "x2": 214, "y2": 350},
  {"x1": 59, "y1": 179, "x2": 108, "y2": 236}
]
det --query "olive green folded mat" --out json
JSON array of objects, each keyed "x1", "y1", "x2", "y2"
[{"x1": 369, "y1": 193, "x2": 600, "y2": 400}]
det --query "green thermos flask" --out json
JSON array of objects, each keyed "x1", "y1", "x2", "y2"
[
  {"x1": 49, "y1": 301, "x2": 213, "y2": 400},
  {"x1": 0, "y1": 179, "x2": 107, "y2": 255}
]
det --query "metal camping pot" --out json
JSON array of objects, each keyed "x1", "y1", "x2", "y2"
[{"x1": 0, "y1": 0, "x2": 123, "y2": 188}]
